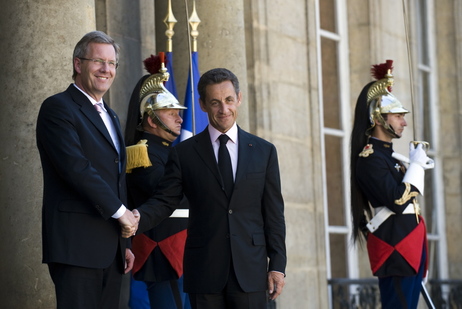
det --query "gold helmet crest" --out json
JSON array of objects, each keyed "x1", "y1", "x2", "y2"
[
  {"x1": 366, "y1": 60, "x2": 409, "y2": 138},
  {"x1": 139, "y1": 52, "x2": 186, "y2": 118}
]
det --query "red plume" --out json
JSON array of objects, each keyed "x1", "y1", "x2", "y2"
[
  {"x1": 371, "y1": 60, "x2": 393, "y2": 80},
  {"x1": 143, "y1": 54, "x2": 161, "y2": 74},
  {"x1": 143, "y1": 52, "x2": 169, "y2": 75},
  {"x1": 371, "y1": 60, "x2": 394, "y2": 92}
]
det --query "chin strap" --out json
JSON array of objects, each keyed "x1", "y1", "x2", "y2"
[{"x1": 149, "y1": 111, "x2": 179, "y2": 137}]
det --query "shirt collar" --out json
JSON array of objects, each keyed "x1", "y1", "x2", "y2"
[
  {"x1": 73, "y1": 83, "x2": 105, "y2": 110},
  {"x1": 208, "y1": 122, "x2": 238, "y2": 144}
]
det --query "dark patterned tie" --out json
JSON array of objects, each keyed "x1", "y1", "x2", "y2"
[{"x1": 218, "y1": 134, "x2": 234, "y2": 198}]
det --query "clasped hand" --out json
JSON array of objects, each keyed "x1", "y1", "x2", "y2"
[
  {"x1": 409, "y1": 143, "x2": 434, "y2": 170},
  {"x1": 118, "y1": 209, "x2": 140, "y2": 238}
]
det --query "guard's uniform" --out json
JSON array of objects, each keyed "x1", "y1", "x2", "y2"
[
  {"x1": 356, "y1": 138, "x2": 427, "y2": 308},
  {"x1": 125, "y1": 53, "x2": 190, "y2": 309},
  {"x1": 127, "y1": 132, "x2": 189, "y2": 308}
]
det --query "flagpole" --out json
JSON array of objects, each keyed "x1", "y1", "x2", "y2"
[
  {"x1": 164, "y1": 0, "x2": 177, "y2": 53},
  {"x1": 185, "y1": 0, "x2": 201, "y2": 135},
  {"x1": 163, "y1": 0, "x2": 179, "y2": 102},
  {"x1": 188, "y1": 0, "x2": 200, "y2": 54}
]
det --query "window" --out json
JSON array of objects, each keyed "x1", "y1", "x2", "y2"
[
  {"x1": 316, "y1": 1, "x2": 356, "y2": 306},
  {"x1": 414, "y1": 0, "x2": 448, "y2": 282}
]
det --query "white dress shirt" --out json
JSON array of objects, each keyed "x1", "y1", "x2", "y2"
[{"x1": 208, "y1": 123, "x2": 238, "y2": 181}]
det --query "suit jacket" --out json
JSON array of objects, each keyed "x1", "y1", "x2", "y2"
[
  {"x1": 36, "y1": 84, "x2": 128, "y2": 270},
  {"x1": 137, "y1": 126, "x2": 286, "y2": 294}
]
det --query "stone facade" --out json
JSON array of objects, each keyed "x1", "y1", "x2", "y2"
[{"x1": 0, "y1": 0, "x2": 460, "y2": 308}]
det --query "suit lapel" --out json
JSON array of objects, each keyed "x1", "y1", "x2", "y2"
[
  {"x1": 191, "y1": 127, "x2": 254, "y2": 200},
  {"x1": 68, "y1": 86, "x2": 120, "y2": 154},
  {"x1": 235, "y1": 127, "x2": 252, "y2": 186},
  {"x1": 192, "y1": 129, "x2": 223, "y2": 186},
  {"x1": 105, "y1": 103, "x2": 126, "y2": 159}
]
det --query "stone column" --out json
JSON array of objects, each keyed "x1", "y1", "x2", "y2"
[
  {"x1": 0, "y1": 1, "x2": 96, "y2": 308},
  {"x1": 99, "y1": 0, "x2": 156, "y2": 132}
]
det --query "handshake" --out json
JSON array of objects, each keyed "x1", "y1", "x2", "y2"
[{"x1": 117, "y1": 209, "x2": 141, "y2": 238}]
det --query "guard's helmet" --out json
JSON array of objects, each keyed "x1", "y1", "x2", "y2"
[
  {"x1": 138, "y1": 53, "x2": 186, "y2": 136},
  {"x1": 366, "y1": 60, "x2": 409, "y2": 138}
]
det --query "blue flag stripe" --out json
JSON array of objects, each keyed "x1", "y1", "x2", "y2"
[
  {"x1": 180, "y1": 52, "x2": 208, "y2": 141},
  {"x1": 165, "y1": 51, "x2": 178, "y2": 98}
]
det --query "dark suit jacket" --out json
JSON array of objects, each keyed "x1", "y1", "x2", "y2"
[
  {"x1": 137, "y1": 126, "x2": 286, "y2": 294},
  {"x1": 36, "y1": 84, "x2": 128, "y2": 270}
]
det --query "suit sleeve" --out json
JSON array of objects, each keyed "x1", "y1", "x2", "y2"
[
  {"x1": 262, "y1": 145, "x2": 287, "y2": 274},
  {"x1": 136, "y1": 147, "x2": 182, "y2": 232}
]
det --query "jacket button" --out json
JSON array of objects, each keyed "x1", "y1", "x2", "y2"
[
  {"x1": 228, "y1": 209, "x2": 233, "y2": 214},
  {"x1": 115, "y1": 158, "x2": 119, "y2": 164}
]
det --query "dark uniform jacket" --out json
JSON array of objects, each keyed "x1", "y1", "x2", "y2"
[
  {"x1": 356, "y1": 138, "x2": 426, "y2": 277},
  {"x1": 356, "y1": 138, "x2": 427, "y2": 277},
  {"x1": 127, "y1": 132, "x2": 188, "y2": 282}
]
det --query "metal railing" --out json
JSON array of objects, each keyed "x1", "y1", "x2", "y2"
[
  {"x1": 328, "y1": 278, "x2": 380, "y2": 309},
  {"x1": 328, "y1": 278, "x2": 462, "y2": 308},
  {"x1": 428, "y1": 279, "x2": 462, "y2": 309}
]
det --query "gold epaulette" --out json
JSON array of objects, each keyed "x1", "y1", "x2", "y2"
[
  {"x1": 126, "y1": 139, "x2": 152, "y2": 173},
  {"x1": 359, "y1": 144, "x2": 374, "y2": 157}
]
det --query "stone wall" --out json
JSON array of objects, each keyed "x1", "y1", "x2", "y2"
[{"x1": 0, "y1": 0, "x2": 460, "y2": 308}]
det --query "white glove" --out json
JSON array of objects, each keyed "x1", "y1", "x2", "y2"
[
  {"x1": 409, "y1": 143, "x2": 434, "y2": 170},
  {"x1": 402, "y1": 143, "x2": 433, "y2": 195}
]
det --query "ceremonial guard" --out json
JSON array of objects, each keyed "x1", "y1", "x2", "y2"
[
  {"x1": 125, "y1": 54, "x2": 190, "y2": 309},
  {"x1": 350, "y1": 60, "x2": 434, "y2": 309}
]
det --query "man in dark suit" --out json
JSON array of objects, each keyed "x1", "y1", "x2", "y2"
[
  {"x1": 36, "y1": 31, "x2": 138, "y2": 309},
  {"x1": 132, "y1": 68, "x2": 287, "y2": 309}
]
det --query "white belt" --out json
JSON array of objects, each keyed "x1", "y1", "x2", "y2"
[
  {"x1": 366, "y1": 204, "x2": 418, "y2": 233},
  {"x1": 169, "y1": 209, "x2": 189, "y2": 218}
]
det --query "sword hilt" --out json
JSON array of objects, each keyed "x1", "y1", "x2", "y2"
[{"x1": 411, "y1": 141, "x2": 430, "y2": 152}]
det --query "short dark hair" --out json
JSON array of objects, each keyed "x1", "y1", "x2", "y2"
[
  {"x1": 197, "y1": 68, "x2": 240, "y2": 101},
  {"x1": 72, "y1": 31, "x2": 120, "y2": 80}
]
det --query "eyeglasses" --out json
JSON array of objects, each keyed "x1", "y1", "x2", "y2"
[{"x1": 79, "y1": 57, "x2": 119, "y2": 69}]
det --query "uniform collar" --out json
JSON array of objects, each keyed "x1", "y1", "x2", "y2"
[
  {"x1": 370, "y1": 137, "x2": 393, "y2": 152},
  {"x1": 141, "y1": 132, "x2": 172, "y2": 147}
]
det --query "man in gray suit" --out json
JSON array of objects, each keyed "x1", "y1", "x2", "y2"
[{"x1": 131, "y1": 68, "x2": 286, "y2": 309}]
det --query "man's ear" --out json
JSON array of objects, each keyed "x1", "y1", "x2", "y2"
[
  {"x1": 237, "y1": 92, "x2": 242, "y2": 107},
  {"x1": 146, "y1": 115, "x2": 157, "y2": 128},
  {"x1": 74, "y1": 57, "x2": 82, "y2": 75},
  {"x1": 199, "y1": 99, "x2": 207, "y2": 112}
]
